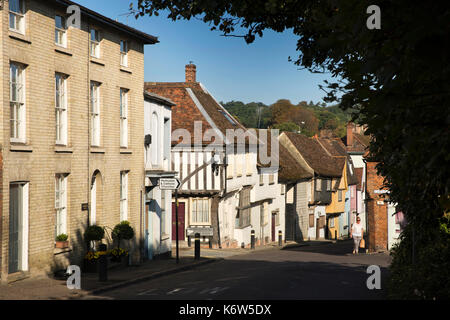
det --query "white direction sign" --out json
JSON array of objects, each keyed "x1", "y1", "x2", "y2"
[{"x1": 159, "y1": 178, "x2": 180, "y2": 190}]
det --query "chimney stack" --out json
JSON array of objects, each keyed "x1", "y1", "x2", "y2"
[
  {"x1": 347, "y1": 122, "x2": 354, "y2": 147},
  {"x1": 185, "y1": 63, "x2": 196, "y2": 83}
]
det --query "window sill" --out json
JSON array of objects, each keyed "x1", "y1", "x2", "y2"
[
  {"x1": 55, "y1": 146, "x2": 73, "y2": 153},
  {"x1": 54, "y1": 247, "x2": 72, "y2": 255},
  {"x1": 120, "y1": 66, "x2": 132, "y2": 74},
  {"x1": 90, "y1": 57, "x2": 105, "y2": 66},
  {"x1": 90, "y1": 147, "x2": 105, "y2": 154},
  {"x1": 9, "y1": 30, "x2": 31, "y2": 44},
  {"x1": 10, "y1": 144, "x2": 33, "y2": 152},
  {"x1": 120, "y1": 148, "x2": 132, "y2": 154},
  {"x1": 55, "y1": 46, "x2": 72, "y2": 56}
]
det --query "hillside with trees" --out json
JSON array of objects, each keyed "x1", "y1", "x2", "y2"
[{"x1": 222, "y1": 99, "x2": 352, "y2": 137}]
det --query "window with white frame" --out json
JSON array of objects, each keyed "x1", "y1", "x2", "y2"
[
  {"x1": 330, "y1": 217, "x2": 335, "y2": 228},
  {"x1": 120, "y1": 40, "x2": 128, "y2": 66},
  {"x1": 120, "y1": 171, "x2": 128, "y2": 221},
  {"x1": 236, "y1": 188, "x2": 251, "y2": 228},
  {"x1": 10, "y1": 63, "x2": 26, "y2": 142},
  {"x1": 55, "y1": 73, "x2": 68, "y2": 145},
  {"x1": 269, "y1": 173, "x2": 275, "y2": 184},
  {"x1": 315, "y1": 178, "x2": 322, "y2": 191},
  {"x1": 245, "y1": 153, "x2": 252, "y2": 176},
  {"x1": 281, "y1": 184, "x2": 285, "y2": 195},
  {"x1": 274, "y1": 211, "x2": 280, "y2": 226},
  {"x1": 151, "y1": 112, "x2": 160, "y2": 166},
  {"x1": 9, "y1": 0, "x2": 25, "y2": 34},
  {"x1": 90, "y1": 82, "x2": 100, "y2": 146},
  {"x1": 326, "y1": 179, "x2": 332, "y2": 191},
  {"x1": 191, "y1": 199, "x2": 209, "y2": 224},
  {"x1": 259, "y1": 172, "x2": 264, "y2": 185},
  {"x1": 90, "y1": 29, "x2": 100, "y2": 58},
  {"x1": 120, "y1": 89, "x2": 128, "y2": 147},
  {"x1": 55, "y1": 15, "x2": 67, "y2": 47},
  {"x1": 338, "y1": 189, "x2": 343, "y2": 202},
  {"x1": 55, "y1": 174, "x2": 67, "y2": 237}
]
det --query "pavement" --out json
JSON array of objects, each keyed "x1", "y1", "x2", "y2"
[{"x1": 0, "y1": 240, "x2": 296, "y2": 300}]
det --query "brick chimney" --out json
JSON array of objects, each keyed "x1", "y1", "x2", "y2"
[
  {"x1": 185, "y1": 64, "x2": 196, "y2": 83},
  {"x1": 347, "y1": 122, "x2": 354, "y2": 147}
]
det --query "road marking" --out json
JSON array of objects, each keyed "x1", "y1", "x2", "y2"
[
  {"x1": 167, "y1": 288, "x2": 184, "y2": 295},
  {"x1": 137, "y1": 289, "x2": 158, "y2": 296}
]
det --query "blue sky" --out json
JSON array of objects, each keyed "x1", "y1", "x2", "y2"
[{"x1": 76, "y1": 0, "x2": 336, "y2": 106}]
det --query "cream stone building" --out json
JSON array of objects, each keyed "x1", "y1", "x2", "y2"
[{"x1": 0, "y1": 0, "x2": 158, "y2": 282}]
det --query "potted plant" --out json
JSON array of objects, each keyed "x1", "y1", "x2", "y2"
[
  {"x1": 111, "y1": 221, "x2": 134, "y2": 264},
  {"x1": 55, "y1": 233, "x2": 69, "y2": 249},
  {"x1": 83, "y1": 225, "x2": 105, "y2": 272},
  {"x1": 109, "y1": 247, "x2": 129, "y2": 266},
  {"x1": 84, "y1": 225, "x2": 105, "y2": 250}
]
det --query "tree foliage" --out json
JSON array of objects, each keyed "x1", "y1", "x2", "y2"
[{"x1": 133, "y1": 0, "x2": 450, "y2": 298}]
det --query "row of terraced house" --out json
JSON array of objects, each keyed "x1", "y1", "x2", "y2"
[{"x1": 0, "y1": 0, "x2": 403, "y2": 282}]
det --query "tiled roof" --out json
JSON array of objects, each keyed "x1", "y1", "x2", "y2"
[
  {"x1": 283, "y1": 132, "x2": 344, "y2": 177},
  {"x1": 145, "y1": 82, "x2": 257, "y2": 146},
  {"x1": 256, "y1": 130, "x2": 312, "y2": 181}
]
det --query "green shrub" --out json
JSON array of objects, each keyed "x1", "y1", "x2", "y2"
[
  {"x1": 388, "y1": 220, "x2": 450, "y2": 300},
  {"x1": 84, "y1": 225, "x2": 105, "y2": 242},
  {"x1": 55, "y1": 233, "x2": 68, "y2": 242},
  {"x1": 112, "y1": 221, "x2": 134, "y2": 248}
]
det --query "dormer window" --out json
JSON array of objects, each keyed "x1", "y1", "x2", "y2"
[
  {"x1": 90, "y1": 29, "x2": 100, "y2": 58},
  {"x1": 55, "y1": 15, "x2": 67, "y2": 47},
  {"x1": 219, "y1": 110, "x2": 236, "y2": 126},
  {"x1": 120, "y1": 40, "x2": 128, "y2": 67},
  {"x1": 9, "y1": 0, "x2": 25, "y2": 34}
]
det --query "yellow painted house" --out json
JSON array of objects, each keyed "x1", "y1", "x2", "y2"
[{"x1": 325, "y1": 158, "x2": 348, "y2": 239}]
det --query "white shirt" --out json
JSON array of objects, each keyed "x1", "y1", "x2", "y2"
[{"x1": 352, "y1": 222, "x2": 363, "y2": 237}]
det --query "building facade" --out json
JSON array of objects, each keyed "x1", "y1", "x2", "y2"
[{"x1": 0, "y1": 0, "x2": 157, "y2": 282}]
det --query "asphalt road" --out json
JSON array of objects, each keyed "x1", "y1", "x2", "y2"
[{"x1": 90, "y1": 241, "x2": 391, "y2": 300}]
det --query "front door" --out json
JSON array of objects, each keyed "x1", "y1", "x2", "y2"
[
  {"x1": 9, "y1": 183, "x2": 27, "y2": 274},
  {"x1": 271, "y1": 213, "x2": 276, "y2": 242},
  {"x1": 144, "y1": 202, "x2": 150, "y2": 259},
  {"x1": 316, "y1": 218, "x2": 320, "y2": 239},
  {"x1": 172, "y1": 202, "x2": 185, "y2": 241}
]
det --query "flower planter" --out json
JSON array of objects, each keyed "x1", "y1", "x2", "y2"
[{"x1": 55, "y1": 241, "x2": 69, "y2": 249}]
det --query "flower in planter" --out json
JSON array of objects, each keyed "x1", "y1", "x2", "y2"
[
  {"x1": 84, "y1": 250, "x2": 107, "y2": 261},
  {"x1": 109, "y1": 247, "x2": 128, "y2": 262}
]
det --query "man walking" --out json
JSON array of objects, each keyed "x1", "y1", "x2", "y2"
[{"x1": 350, "y1": 217, "x2": 364, "y2": 254}]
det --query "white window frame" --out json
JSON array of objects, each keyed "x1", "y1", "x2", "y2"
[
  {"x1": 161, "y1": 190, "x2": 167, "y2": 236},
  {"x1": 326, "y1": 179, "x2": 332, "y2": 191},
  {"x1": 330, "y1": 217, "x2": 335, "y2": 228},
  {"x1": 151, "y1": 112, "x2": 160, "y2": 166},
  {"x1": 120, "y1": 40, "x2": 128, "y2": 67},
  {"x1": 191, "y1": 198, "x2": 210, "y2": 225},
  {"x1": 55, "y1": 15, "x2": 67, "y2": 47},
  {"x1": 259, "y1": 172, "x2": 264, "y2": 185},
  {"x1": 10, "y1": 63, "x2": 26, "y2": 143},
  {"x1": 120, "y1": 171, "x2": 128, "y2": 222},
  {"x1": 269, "y1": 173, "x2": 275, "y2": 185},
  {"x1": 120, "y1": 89, "x2": 128, "y2": 147},
  {"x1": 90, "y1": 82, "x2": 101, "y2": 146},
  {"x1": 9, "y1": 0, "x2": 25, "y2": 34},
  {"x1": 55, "y1": 73, "x2": 68, "y2": 145},
  {"x1": 55, "y1": 174, "x2": 67, "y2": 237},
  {"x1": 338, "y1": 189, "x2": 343, "y2": 202},
  {"x1": 315, "y1": 178, "x2": 322, "y2": 191},
  {"x1": 90, "y1": 28, "x2": 100, "y2": 58}
]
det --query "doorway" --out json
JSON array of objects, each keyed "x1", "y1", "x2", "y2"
[
  {"x1": 9, "y1": 183, "x2": 29, "y2": 274},
  {"x1": 172, "y1": 202, "x2": 185, "y2": 241}
]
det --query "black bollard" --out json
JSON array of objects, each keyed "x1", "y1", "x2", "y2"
[
  {"x1": 335, "y1": 230, "x2": 337, "y2": 240},
  {"x1": 251, "y1": 230, "x2": 255, "y2": 249},
  {"x1": 194, "y1": 233, "x2": 200, "y2": 260},
  {"x1": 278, "y1": 230, "x2": 282, "y2": 247},
  {"x1": 187, "y1": 236, "x2": 191, "y2": 247},
  {"x1": 98, "y1": 243, "x2": 107, "y2": 282},
  {"x1": 209, "y1": 237, "x2": 212, "y2": 249}
]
